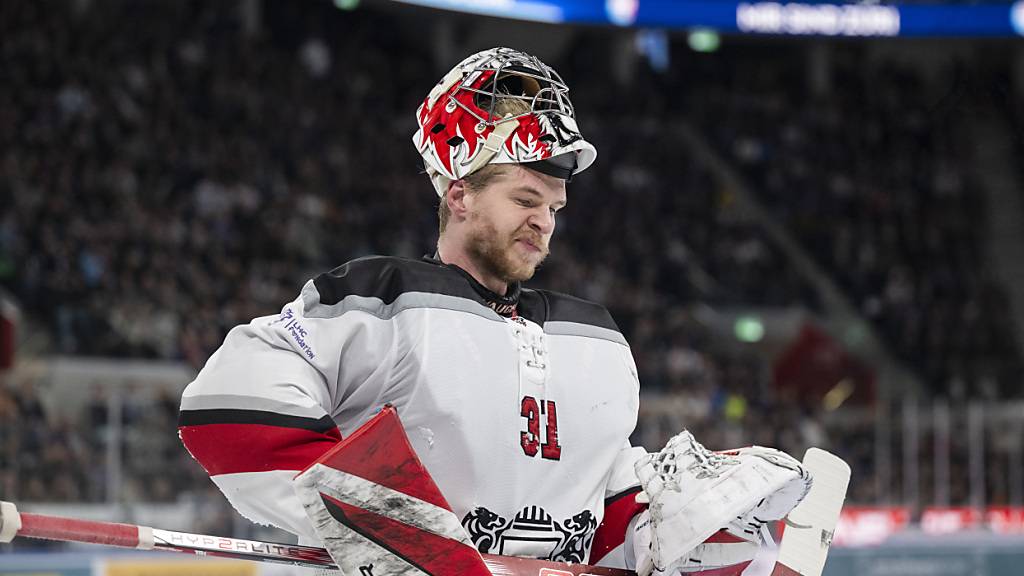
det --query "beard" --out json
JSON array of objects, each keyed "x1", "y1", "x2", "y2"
[{"x1": 465, "y1": 216, "x2": 549, "y2": 285}]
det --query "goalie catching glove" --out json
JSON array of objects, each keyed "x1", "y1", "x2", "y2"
[{"x1": 631, "y1": 432, "x2": 812, "y2": 576}]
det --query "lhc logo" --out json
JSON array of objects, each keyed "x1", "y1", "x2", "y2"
[{"x1": 1013, "y1": 1, "x2": 1024, "y2": 36}]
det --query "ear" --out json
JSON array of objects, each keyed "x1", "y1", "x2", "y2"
[{"x1": 446, "y1": 179, "x2": 470, "y2": 219}]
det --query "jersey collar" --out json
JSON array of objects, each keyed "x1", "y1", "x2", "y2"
[{"x1": 423, "y1": 253, "x2": 521, "y2": 318}]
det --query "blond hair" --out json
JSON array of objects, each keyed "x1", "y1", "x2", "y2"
[{"x1": 437, "y1": 96, "x2": 531, "y2": 233}]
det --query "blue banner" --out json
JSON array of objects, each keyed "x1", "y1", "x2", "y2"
[{"x1": 388, "y1": 0, "x2": 1024, "y2": 37}]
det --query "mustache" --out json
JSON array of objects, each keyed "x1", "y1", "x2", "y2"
[{"x1": 515, "y1": 232, "x2": 548, "y2": 252}]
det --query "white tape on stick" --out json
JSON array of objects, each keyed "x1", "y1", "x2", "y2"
[{"x1": 0, "y1": 501, "x2": 22, "y2": 543}]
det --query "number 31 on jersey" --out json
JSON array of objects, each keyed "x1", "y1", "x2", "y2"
[{"x1": 520, "y1": 396, "x2": 561, "y2": 460}]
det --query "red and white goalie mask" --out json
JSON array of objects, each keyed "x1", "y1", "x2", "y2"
[{"x1": 413, "y1": 47, "x2": 598, "y2": 196}]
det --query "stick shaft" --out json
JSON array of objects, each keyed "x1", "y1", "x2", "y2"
[
  {"x1": 15, "y1": 511, "x2": 344, "y2": 569},
  {"x1": 19, "y1": 513, "x2": 147, "y2": 549},
  {"x1": 10, "y1": 507, "x2": 632, "y2": 575},
  {"x1": 151, "y1": 527, "x2": 335, "y2": 568}
]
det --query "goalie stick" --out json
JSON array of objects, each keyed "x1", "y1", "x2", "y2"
[
  {"x1": 770, "y1": 448, "x2": 851, "y2": 576},
  {"x1": 0, "y1": 500, "x2": 627, "y2": 575},
  {"x1": 0, "y1": 450, "x2": 848, "y2": 576}
]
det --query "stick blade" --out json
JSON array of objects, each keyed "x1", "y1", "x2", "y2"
[{"x1": 771, "y1": 448, "x2": 851, "y2": 576}]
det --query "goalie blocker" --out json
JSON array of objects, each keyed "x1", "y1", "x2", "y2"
[{"x1": 291, "y1": 405, "x2": 491, "y2": 576}]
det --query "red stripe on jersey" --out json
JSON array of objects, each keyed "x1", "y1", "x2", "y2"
[
  {"x1": 179, "y1": 423, "x2": 342, "y2": 476},
  {"x1": 589, "y1": 487, "x2": 647, "y2": 565}
]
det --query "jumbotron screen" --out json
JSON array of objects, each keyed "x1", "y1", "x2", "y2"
[{"x1": 387, "y1": 0, "x2": 1024, "y2": 37}]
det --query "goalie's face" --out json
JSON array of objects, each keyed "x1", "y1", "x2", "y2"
[{"x1": 459, "y1": 165, "x2": 566, "y2": 285}]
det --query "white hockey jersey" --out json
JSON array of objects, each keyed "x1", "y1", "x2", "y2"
[{"x1": 179, "y1": 255, "x2": 645, "y2": 565}]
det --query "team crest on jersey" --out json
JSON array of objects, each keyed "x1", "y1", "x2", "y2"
[{"x1": 462, "y1": 506, "x2": 597, "y2": 563}]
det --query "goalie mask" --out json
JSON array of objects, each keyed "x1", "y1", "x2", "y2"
[{"x1": 413, "y1": 47, "x2": 597, "y2": 196}]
